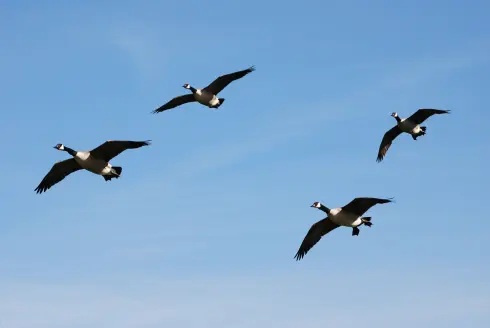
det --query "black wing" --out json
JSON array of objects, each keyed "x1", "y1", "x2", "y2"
[
  {"x1": 294, "y1": 218, "x2": 340, "y2": 261},
  {"x1": 341, "y1": 197, "x2": 393, "y2": 216},
  {"x1": 34, "y1": 158, "x2": 83, "y2": 194},
  {"x1": 90, "y1": 140, "x2": 151, "y2": 162},
  {"x1": 152, "y1": 94, "x2": 196, "y2": 114},
  {"x1": 376, "y1": 125, "x2": 403, "y2": 162},
  {"x1": 203, "y1": 66, "x2": 255, "y2": 95},
  {"x1": 407, "y1": 108, "x2": 450, "y2": 125}
]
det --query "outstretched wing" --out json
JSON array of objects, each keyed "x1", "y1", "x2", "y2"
[
  {"x1": 376, "y1": 125, "x2": 403, "y2": 162},
  {"x1": 90, "y1": 140, "x2": 151, "y2": 162},
  {"x1": 34, "y1": 158, "x2": 83, "y2": 194},
  {"x1": 341, "y1": 197, "x2": 393, "y2": 216},
  {"x1": 294, "y1": 218, "x2": 339, "y2": 261},
  {"x1": 407, "y1": 108, "x2": 450, "y2": 125},
  {"x1": 203, "y1": 66, "x2": 255, "y2": 95},
  {"x1": 152, "y1": 94, "x2": 196, "y2": 114}
]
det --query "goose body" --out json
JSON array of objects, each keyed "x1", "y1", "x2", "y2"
[
  {"x1": 35, "y1": 140, "x2": 151, "y2": 194},
  {"x1": 396, "y1": 117, "x2": 422, "y2": 134},
  {"x1": 188, "y1": 86, "x2": 221, "y2": 107},
  {"x1": 152, "y1": 66, "x2": 256, "y2": 114},
  {"x1": 376, "y1": 108, "x2": 450, "y2": 162},
  {"x1": 69, "y1": 148, "x2": 113, "y2": 175},
  {"x1": 294, "y1": 197, "x2": 393, "y2": 261},
  {"x1": 327, "y1": 208, "x2": 363, "y2": 227}
]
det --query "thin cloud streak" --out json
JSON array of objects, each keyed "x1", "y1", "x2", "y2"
[
  {"x1": 374, "y1": 38, "x2": 490, "y2": 92},
  {"x1": 109, "y1": 25, "x2": 167, "y2": 80},
  {"x1": 2, "y1": 269, "x2": 489, "y2": 328},
  {"x1": 121, "y1": 40, "x2": 490, "y2": 192}
]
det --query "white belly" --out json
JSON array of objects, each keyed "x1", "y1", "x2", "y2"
[
  {"x1": 75, "y1": 154, "x2": 111, "y2": 175},
  {"x1": 411, "y1": 125, "x2": 422, "y2": 133},
  {"x1": 194, "y1": 90, "x2": 218, "y2": 106},
  {"x1": 330, "y1": 210, "x2": 362, "y2": 227},
  {"x1": 398, "y1": 119, "x2": 419, "y2": 134}
]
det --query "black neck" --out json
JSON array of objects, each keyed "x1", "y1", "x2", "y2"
[
  {"x1": 63, "y1": 146, "x2": 77, "y2": 156},
  {"x1": 318, "y1": 204, "x2": 330, "y2": 214},
  {"x1": 188, "y1": 86, "x2": 197, "y2": 93},
  {"x1": 394, "y1": 116, "x2": 401, "y2": 123}
]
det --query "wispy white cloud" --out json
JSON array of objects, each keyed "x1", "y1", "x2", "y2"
[
  {"x1": 18, "y1": 37, "x2": 489, "y2": 264},
  {"x1": 108, "y1": 24, "x2": 167, "y2": 80},
  {"x1": 372, "y1": 38, "x2": 490, "y2": 92},
  {"x1": 6, "y1": 16, "x2": 489, "y2": 327},
  {"x1": 66, "y1": 37, "x2": 490, "y2": 215},
  {"x1": 147, "y1": 39, "x2": 490, "y2": 184},
  {"x1": 2, "y1": 269, "x2": 489, "y2": 328}
]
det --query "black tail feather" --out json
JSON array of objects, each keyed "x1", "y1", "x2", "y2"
[
  {"x1": 361, "y1": 217, "x2": 372, "y2": 227},
  {"x1": 213, "y1": 98, "x2": 225, "y2": 108},
  {"x1": 103, "y1": 166, "x2": 122, "y2": 181},
  {"x1": 112, "y1": 166, "x2": 122, "y2": 176}
]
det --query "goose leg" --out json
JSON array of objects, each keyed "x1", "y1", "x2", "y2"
[
  {"x1": 352, "y1": 227, "x2": 360, "y2": 236},
  {"x1": 412, "y1": 133, "x2": 423, "y2": 140}
]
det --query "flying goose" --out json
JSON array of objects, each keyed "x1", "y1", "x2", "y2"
[
  {"x1": 152, "y1": 66, "x2": 256, "y2": 113},
  {"x1": 376, "y1": 108, "x2": 450, "y2": 162},
  {"x1": 34, "y1": 140, "x2": 151, "y2": 194},
  {"x1": 294, "y1": 197, "x2": 393, "y2": 261}
]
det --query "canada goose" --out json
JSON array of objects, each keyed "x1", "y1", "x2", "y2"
[
  {"x1": 294, "y1": 197, "x2": 393, "y2": 261},
  {"x1": 34, "y1": 140, "x2": 151, "y2": 194},
  {"x1": 152, "y1": 66, "x2": 256, "y2": 113},
  {"x1": 376, "y1": 108, "x2": 450, "y2": 162}
]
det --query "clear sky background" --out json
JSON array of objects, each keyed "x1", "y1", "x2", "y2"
[{"x1": 1, "y1": 0, "x2": 489, "y2": 327}]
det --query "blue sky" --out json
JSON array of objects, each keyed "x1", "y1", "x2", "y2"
[{"x1": 1, "y1": 0, "x2": 489, "y2": 327}]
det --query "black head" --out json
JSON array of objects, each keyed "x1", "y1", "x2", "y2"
[
  {"x1": 182, "y1": 83, "x2": 191, "y2": 89},
  {"x1": 310, "y1": 201, "x2": 322, "y2": 209},
  {"x1": 53, "y1": 143, "x2": 65, "y2": 150}
]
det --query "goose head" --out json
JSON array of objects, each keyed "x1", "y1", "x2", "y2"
[
  {"x1": 391, "y1": 112, "x2": 398, "y2": 118},
  {"x1": 182, "y1": 83, "x2": 191, "y2": 90},
  {"x1": 310, "y1": 201, "x2": 322, "y2": 209},
  {"x1": 54, "y1": 143, "x2": 65, "y2": 151}
]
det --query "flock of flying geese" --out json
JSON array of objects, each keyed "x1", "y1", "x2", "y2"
[{"x1": 34, "y1": 65, "x2": 450, "y2": 261}]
